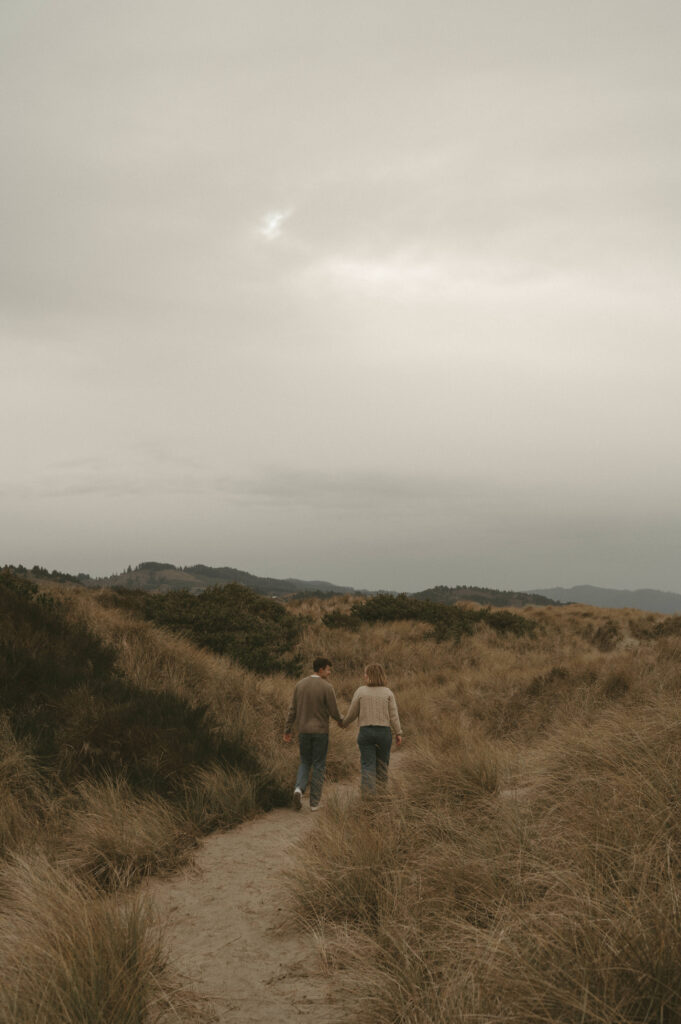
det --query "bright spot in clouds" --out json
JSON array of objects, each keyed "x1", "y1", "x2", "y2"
[{"x1": 258, "y1": 209, "x2": 292, "y2": 241}]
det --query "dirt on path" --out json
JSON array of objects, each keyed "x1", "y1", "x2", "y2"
[{"x1": 144, "y1": 785, "x2": 355, "y2": 1024}]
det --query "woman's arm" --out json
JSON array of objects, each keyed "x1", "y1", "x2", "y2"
[
  {"x1": 342, "y1": 689, "x2": 361, "y2": 728},
  {"x1": 388, "y1": 690, "x2": 402, "y2": 738}
]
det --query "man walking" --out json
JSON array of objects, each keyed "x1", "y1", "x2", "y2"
[{"x1": 283, "y1": 657, "x2": 343, "y2": 811}]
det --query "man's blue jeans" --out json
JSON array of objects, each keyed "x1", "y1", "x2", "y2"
[
  {"x1": 295, "y1": 732, "x2": 329, "y2": 808},
  {"x1": 357, "y1": 725, "x2": 392, "y2": 794}
]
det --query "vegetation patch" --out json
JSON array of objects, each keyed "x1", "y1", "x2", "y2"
[
  {"x1": 290, "y1": 703, "x2": 681, "y2": 1024},
  {"x1": 411, "y1": 583, "x2": 560, "y2": 607},
  {"x1": 5, "y1": 572, "x2": 681, "y2": 1021},
  {"x1": 654, "y1": 614, "x2": 681, "y2": 638},
  {"x1": 0, "y1": 570, "x2": 303, "y2": 1016},
  {"x1": 100, "y1": 583, "x2": 303, "y2": 676},
  {"x1": 0, "y1": 855, "x2": 192, "y2": 1024},
  {"x1": 0, "y1": 572, "x2": 256, "y2": 797},
  {"x1": 322, "y1": 592, "x2": 535, "y2": 641}
]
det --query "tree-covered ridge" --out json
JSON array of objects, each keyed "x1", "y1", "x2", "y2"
[
  {"x1": 95, "y1": 561, "x2": 359, "y2": 597},
  {"x1": 411, "y1": 584, "x2": 560, "y2": 607},
  {"x1": 3, "y1": 563, "x2": 92, "y2": 584}
]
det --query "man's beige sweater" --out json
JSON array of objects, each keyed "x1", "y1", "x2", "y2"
[
  {"x1": 285, "y1": 674, "x2": 343, "y2": 734},
  {"x1": 343, "y1": 685, "x2": 402, "y2": 735}
]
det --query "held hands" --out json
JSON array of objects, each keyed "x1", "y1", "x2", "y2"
[{"x1": 283, "y1": 732, "x2": 293, "y2": 743}]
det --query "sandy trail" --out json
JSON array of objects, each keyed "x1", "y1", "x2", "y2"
[{"x1": 144, "y1": 783, "x2": 355, "y2": 1024}]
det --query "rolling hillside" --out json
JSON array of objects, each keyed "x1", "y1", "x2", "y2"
[
  {"x1": 99, "y1": 562, "x2": 363, "y2": 596},
  {"x1": 532, "y1": 584, "x2": 681, "y2": 614},
  {"x1": 6, "y1": 562, "x2": 681, "y2": 613}
]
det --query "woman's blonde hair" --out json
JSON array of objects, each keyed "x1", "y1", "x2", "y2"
[{"x1": 364, "y1": 663, "x2": 388, "y2": 687}]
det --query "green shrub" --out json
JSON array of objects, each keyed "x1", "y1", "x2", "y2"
[
  {"x1": 100, "y1": 583, "x2": 303, "y2": 675},
  {"x1": 322, "y1": 593, "x2": 534, "y2": 642}
]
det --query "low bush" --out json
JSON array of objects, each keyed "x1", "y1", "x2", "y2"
[
  {"x1": 100, "y1": 583, "x2": 303, "y2": 676},
  {"x1": 322, "y1": 592, "x2": 534, "y2": 642}
]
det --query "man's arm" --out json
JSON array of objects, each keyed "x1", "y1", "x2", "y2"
[{"x1": 325, "y1": 684, "x2": 343, "y2": 726}]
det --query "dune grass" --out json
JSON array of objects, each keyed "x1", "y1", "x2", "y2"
[
  {"x1": 286, "y1": 600, "x2": 681, "y2": 1023},
  {"x1": 0, "y1": 573, "x2": 318, "y2": 1019},
  {"x1": 290, "y1": 712, "x2": 681, "y2": 1021},
  {"x1": 4, "y1": 572, "x2": 681, "y2": 1021},
  {"x1": 0, "y1": 854, "x2": 194, "y2": 1024},
  {"x1": 58, "y1": 777, "x2": 194, "y2": 889}
]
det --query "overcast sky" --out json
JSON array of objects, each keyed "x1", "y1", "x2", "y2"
[{"x1": 2, "y1": 1, "x2": 680, "y2": 592}]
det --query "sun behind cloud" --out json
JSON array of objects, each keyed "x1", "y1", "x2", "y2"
[{"x1": 258, "y1": 209, "x2": 293, "y2": 241}]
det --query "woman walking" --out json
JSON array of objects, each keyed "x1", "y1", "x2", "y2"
[{"x1": 342, "y1": 663, "x2": 402, "y2": 795}]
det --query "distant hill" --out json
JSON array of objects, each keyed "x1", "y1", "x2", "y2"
[
  {"x1": 9, "y1": 561, "x2": 679, "y2": 614},
  {"x1": 410, "y1": 585, "x2": 561, "y2": 608},
  {"x1": 531, "y1": 585, "x2": 681, "y2": 614},
  {"x1": 94, "y1": 562, "x2": 362, "y2": 597},
  {"x1": 3, "y1": 564, "x2": 93, "y2": 585}
]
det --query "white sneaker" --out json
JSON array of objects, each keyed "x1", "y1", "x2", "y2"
[
  {"x1": 293, "y1": 789, "x2": 302, "y2": 811},
  {"x1": 310, "y1": 803, "x2": 322, "y2": 812}
]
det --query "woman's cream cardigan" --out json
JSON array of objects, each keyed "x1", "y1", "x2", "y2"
[{"x1": 343, "y1": 685, "x2": 402, "y2": 735}]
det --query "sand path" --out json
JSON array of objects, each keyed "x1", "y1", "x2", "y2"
[{"x1": 144, "y1": 785, "x2": 354, "y2": 1024}]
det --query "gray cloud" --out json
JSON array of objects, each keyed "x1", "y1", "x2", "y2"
[
  {"x1": 3, "y1": 465, "x2": 680, "y2": 592},
  {"x1": 2, "y1": 1, "x2": 681, "y2": 590}
]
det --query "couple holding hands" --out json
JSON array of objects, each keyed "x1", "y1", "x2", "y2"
[{"x1": 283, "y1": 657, "x2": 402, "y2": 811}]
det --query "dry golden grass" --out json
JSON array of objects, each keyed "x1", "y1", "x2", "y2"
[
  {"x1": 0, "y1": 854, "x2": 204, "y2": 1024},
  {"x1": 0, "y1": 583, "x2": 329, "y2": 1019},
  {"x1": 285, "y1": 599, "x2": 681, "y2": 1023},
  {"x1": 0, "y1": 580, "x2": 314, "y2": 1020},
  {"x1": 0, "y1": 716, "x2": 50, "y2": 858},
  {"x1": 180, "y1": 763, "x2": 259, "y2": 833},
  {"x1": 60, "y1": 585, "x2": 361, "y2": 792},
  {"x1": 7, "y1": 583, "x2": 681, "y2": 1021},
  {"x1": 58, "y1": 777, "x2": 195, "y2": 889}
]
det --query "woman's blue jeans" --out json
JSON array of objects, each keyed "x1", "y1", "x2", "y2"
[{"x1": 357, "y1": 725, "x2": 392, "y2": 794}]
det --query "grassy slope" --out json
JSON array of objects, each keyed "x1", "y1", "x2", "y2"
[
  {"x1": 4, "y1": 577, "x2": 681, "y2": 1022},
  {"x1": 287, "y1": 599, "x2": 681, "y2": 1024},
  {"x1": 0, "y1": 575, "x2": 353, "y2": 1023}
]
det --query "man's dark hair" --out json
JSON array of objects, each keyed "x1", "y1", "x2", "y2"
[{"x1": 313, "y1": 657, "x2": 332, "y2": 673}]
